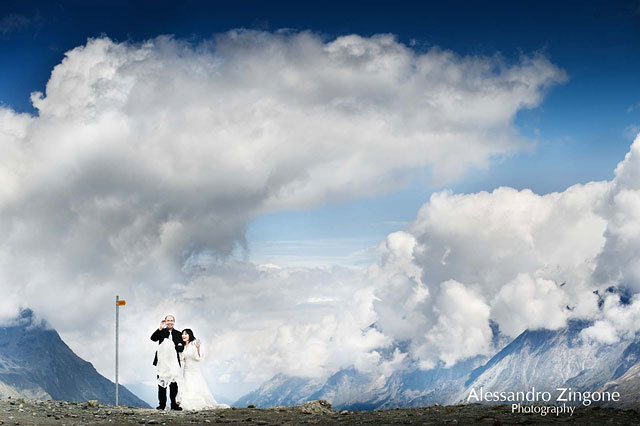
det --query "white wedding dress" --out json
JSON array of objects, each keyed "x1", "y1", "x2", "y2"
[{"x1": 179, "y1": 341, "x2": 230, "y2": 410}]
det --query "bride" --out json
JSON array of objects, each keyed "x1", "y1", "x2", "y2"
[{"x1": 178, "y1": 328, "x2": 230, "y2": 410}]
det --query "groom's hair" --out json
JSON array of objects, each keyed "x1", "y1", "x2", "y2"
[
  {"x1": 165, "y1": 315, "x2": 175, "y2": 321},
  {"x1": 182, "y1": 328, "x2": 196, "y2": 342}
]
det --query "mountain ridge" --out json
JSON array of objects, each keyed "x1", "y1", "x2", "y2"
[
  {"x1": 0, "y1": 309, "x2": 148, "y2": 407},
  {"x1": 235, "y1": 320, "x2": 640, "y2": 410}
]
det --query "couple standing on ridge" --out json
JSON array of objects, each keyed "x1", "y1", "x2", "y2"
[{"x1": 151, "y1": 314, "x2": 230, "y2": 411}]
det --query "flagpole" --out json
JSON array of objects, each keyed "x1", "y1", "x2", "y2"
[{"x1": 115, "y1": 295, "x2": 119, "y2": 406}]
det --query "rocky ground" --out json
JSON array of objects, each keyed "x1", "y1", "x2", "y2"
[{"x1": 1, "y1": 398, "x2": 640, "y2": 425}]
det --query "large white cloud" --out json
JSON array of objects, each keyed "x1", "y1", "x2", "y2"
[
  {"x1": 491, "y1": 274, "x2": 570, "y2": 337},
  {"x1": 417, "y1": 280, "x2": 493, "y2": 368},
  {"x1": 371, "y1": 134, "x2": 640, "y2": 369},
  {"x1": 367, "y1": 179, "x2": 606, "y2": 367},
  {"x1": 0, "y1": 30, "x2": 571, "y2": 397},
  {"x1": 593, "y1": 138, "x2": 640, "y2": 292},
  {"x1": 580, "y1": 293, "x2": 640, "y2": 344},
  {"x1": 371, "y1": 181, "x2": 609, "y2": 362}
]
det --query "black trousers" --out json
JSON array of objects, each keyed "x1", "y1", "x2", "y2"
[{"x1": 158, "y1": 382, "x2": 178, "y2": 408}]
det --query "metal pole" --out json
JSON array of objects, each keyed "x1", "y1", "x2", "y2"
[{"x1": 115, "y1": 295, "x2": 119, "y2": 406}]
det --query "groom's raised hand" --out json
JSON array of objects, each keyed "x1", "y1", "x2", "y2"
[{"x1": 159, "y1": 319, "x2": 166, "y2": 330}]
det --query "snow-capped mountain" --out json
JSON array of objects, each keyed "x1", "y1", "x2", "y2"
[
  {"x1": 600, "y1": 360, "x2": 640, "y2": 408},
  {"x1": 456, "y1": 320, "x2": 640, "y2": 402},
  {"x1": 234, "y1": 373, "x2": 325, "y2": 408},
  {"x1": 234, "y1": 357, "x2": 489, "y2": 410},
  {"x1": 235, "y1": 320, "x2": 640, "y2": 410},
  {"x1": 0, "y1": 309, "x2": 148, "y2": 407}
]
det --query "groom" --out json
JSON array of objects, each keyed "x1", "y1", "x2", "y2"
[{"x1": 151, "y1": 315, "x2": 184, "y2": 410}]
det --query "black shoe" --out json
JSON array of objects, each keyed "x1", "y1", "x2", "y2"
[
  {"x1": 156, "y1": 406, "x2": 165, "y2": 410},
  {"x1": 171, "y1": 405, "x2": 182, "y2": 411}
]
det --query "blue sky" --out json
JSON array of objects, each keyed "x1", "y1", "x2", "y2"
[{"x1": 2, "y1": 0, "x2": 640, "y2": 400}]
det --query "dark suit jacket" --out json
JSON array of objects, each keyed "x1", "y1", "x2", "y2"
[{"x1": 151, "y1": 328, "x2": 184, "y2": 366}]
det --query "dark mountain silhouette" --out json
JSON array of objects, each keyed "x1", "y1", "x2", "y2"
[{"x1": 0, "y1": 309, "x2": 148, "y2": 407}]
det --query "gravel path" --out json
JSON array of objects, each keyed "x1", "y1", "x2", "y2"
[{"x1": 1, "y1": 398, "x2": 639, "y2": 425}]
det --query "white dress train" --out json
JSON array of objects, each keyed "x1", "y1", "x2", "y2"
[{"x1": 179, "y1": 341, "x2": 229, "y2": 410}]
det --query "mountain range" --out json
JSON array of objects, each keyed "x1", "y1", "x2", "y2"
[
  {"x1": 235, "y1": 319, "x2": 640, "y2": 410},
  {"x1": 5, "y1": 307, "x2": 639, "y2": 410},
  {"x1": 0, "y1": 309, "x2": 148, "y2": 407}
]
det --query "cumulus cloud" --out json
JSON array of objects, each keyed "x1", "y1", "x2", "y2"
[
  {"x1": 368, "y1": 180, "x2": 607, "y2": 367},
  {"x1": 389, "y1": 181, "x2": 608, "y2": 348},
  {"x1": 417, "y1": 280, "x2": 492, "y2": 368},
  {"x1": 0, "y1": 30, "x2": 569, "y2": 396},
  {"x1": 369, "y1": 134, "x2": 640, "y2": 368},
  {"x1": 492, "y1": 274, "x2": 570, "y2": 336},
  {"x1": 593, "y1": 135, "x2": 640, "y2": 292},
  {"x1": 369, "y1": 231, "x2": 430, "y2": 344},
  {"x1": 409, "y1": 184, "x2": 608, "y2": 295},
  {"x1": 581, "y1": 293, "x2": 640, "y2": 344},
  {"x1": 575, "y1": 134, "x2": 640, "y2": 343}
]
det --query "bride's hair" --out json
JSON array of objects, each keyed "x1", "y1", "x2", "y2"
[{"x1": 182, "y1": 328, "x2": 196, "y2": 343}]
